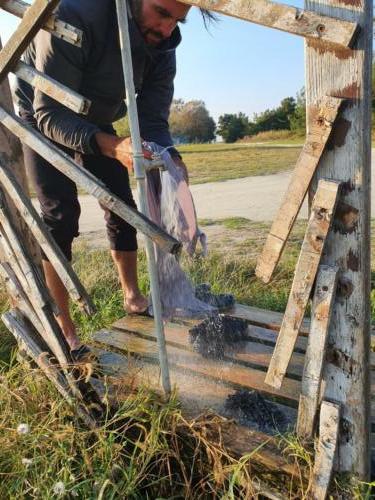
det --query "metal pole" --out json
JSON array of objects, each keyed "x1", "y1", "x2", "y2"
[{"x1": 115, "y1": 0, "x2": 171, "y2": 396}]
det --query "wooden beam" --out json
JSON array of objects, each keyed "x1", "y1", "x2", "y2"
[
  {"x1": 312, "y1": 401, "x2": 340, "y2": 500},
  {"x1": 297, "y1": 265, "x2": 338, "y2": 438},
  {"x1": 256, "y1": 97, "x2": 343, "y2": 284},
  {"x1": 0, "y1": 0, "x2": 82, "y2": 46},
  {"x1": 0, "y1": 162, "x2": 95, "y2": 315},
  {"x1": 305, "y1": 0, "x2": 372, "y2": 478},
  {"x1": 12, "y1": 61, "x2": 91, "y2": 115},
  {"x1": 265, "y1": 180, "x2": 340, "y2": 389},
  {"x1": 179, "y1": 0, "x2": 358, "y2": 47},
  {"x1": 0, "y1": 0, "x2": 61, "y2": 81},
  {"x1": 2, "y1": 309, "x2": 98, "y2": 428},
  {"x1": 0, "y1": 107, "x2": 182, "y2": 255}
]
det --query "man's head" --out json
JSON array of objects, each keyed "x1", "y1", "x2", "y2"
[{"x1": 131, "y1": 0, "x2": 190, "y2": 46}]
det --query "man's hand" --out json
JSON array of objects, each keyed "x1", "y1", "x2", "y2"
[
  {"x1": 173, "y1": 156, "x2": 189, "y2": 184},
  {"x1": 95, "y1": 132, "x2": 151, "y2": 172}
]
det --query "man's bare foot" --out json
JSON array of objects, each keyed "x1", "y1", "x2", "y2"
[{"x1": 124, "y1": 294, "x2": 149, "y2": 314}]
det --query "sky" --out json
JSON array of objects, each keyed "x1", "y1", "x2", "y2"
[{"x1": 0, "y1": 0, "x2": 305, "y2": 121}]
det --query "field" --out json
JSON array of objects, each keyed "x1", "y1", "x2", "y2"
[{"x1": 0, "y1": 139, "x2": 373, "y2": 498}]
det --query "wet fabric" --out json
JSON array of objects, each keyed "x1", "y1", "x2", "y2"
[{"x1": 145, "y1": 143, "x2": 213, "y2": 318}]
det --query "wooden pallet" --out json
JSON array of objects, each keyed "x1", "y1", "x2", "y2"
[{"x1": 93, "y1": 304, "x2": 375, "y2": 430}]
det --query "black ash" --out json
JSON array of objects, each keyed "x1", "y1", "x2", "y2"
[
  {"x1": 225, "y1": 389, "x2": 288, "y2": 434},
  {"x1": 189, "y1": 314, "x2": 248, "y2": 359},
  {"x1": 195, "y1": 283, "x2": 235, "y2": 310}
]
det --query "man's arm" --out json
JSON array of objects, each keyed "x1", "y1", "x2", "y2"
[{"x1": 33, "y1": 2, "x2": 100, "y2": 154}]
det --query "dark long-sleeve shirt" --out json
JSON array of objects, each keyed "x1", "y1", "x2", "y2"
[{"x1": 14, "y1": 0, "x2": 181, "y2": 154}]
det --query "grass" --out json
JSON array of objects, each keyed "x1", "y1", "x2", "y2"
[
  {"x1": 0, "y1": 221, "x2": 373, "y2": 498},
  {"x1": 177, "y1": 142, "x2": 301, "y2": 185},
  {"x1": 239, "y1": 129, "x2": 305, "y2": 145}
]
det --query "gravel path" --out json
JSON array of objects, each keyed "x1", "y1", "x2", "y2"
[{"x1": 36, "y1": 149, "x2": 373, "y2": 248}]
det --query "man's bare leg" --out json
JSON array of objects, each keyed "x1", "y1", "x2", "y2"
[
  {"x1": 43, "y1": 260, "x2": 80, "y2": 350},
  {"x1": 111, "y1": 250, "x2": 148, "y2": 313}
]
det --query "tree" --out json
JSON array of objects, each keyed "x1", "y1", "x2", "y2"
[
  {"x1": 169, "y1": 100, "x2": 216, "y2": 143},
  {"x1": 253, "y1": 97, "x2": 296, "y2": 133},
  {"x1": 217, "y1": 112, "x2": 250, "y2": 143},
  {"x1": 289, "y1": 88, "x2": 306, "y2": 135}
]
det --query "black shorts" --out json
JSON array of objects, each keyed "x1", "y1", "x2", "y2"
[{"x1": 23, "y1": 139, "x2": 138, "y2": 261}]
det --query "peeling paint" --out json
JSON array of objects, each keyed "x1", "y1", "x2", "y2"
[
  {"x1": 347, "y1": 249, "x2": 360, "y2": 271},
  {"x1": 307, "y1": 39, "x2": 354, "y2": 60},
  {"x1": 333, "y1": 201, "x2": 359, "y2": 234}
]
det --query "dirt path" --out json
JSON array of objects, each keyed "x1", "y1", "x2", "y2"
[{"x1": 64, "y1": 149, "x2": 375, "y2": 248}]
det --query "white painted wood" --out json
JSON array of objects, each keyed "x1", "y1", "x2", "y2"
[
  {"x1": 13, "y1": 61, "x2": 91, "y2": 115},
  {"x1": 297, "y1": 265, "x2": 338, "y2": 438},
  {"x1": 0, "y1": 0, "x2": 82, "y2": 46},
  {"x1": 256, "y1": 97, "x2": 343, "y2": 283},
  {"x1": 312, "y1": 401, "x2": 340, "y2": 500},
  {"x1": 265, "y1": 180, "x2": 340, "y2": 389},
  {"x1": 305, "y1": 0, "x2": 372, "y2": 477},
  {"x1": 179, "y1": 0, "x2": 358, "y2": 46}
]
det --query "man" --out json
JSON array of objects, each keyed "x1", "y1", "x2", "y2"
[{"x1": 15, "y1": 0, "x2": 192, "y2": 355}]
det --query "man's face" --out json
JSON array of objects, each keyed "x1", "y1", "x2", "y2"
[{"x1": 134, "y1": 0, "x2": 190, "y2": 46}]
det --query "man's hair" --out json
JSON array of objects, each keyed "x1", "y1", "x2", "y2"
[{"x1": 199, "y1": 8, "x2": 218, "y2": 28}]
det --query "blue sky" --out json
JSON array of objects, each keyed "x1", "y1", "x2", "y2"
[{"x1": 0, "y1": 1, "x2": 305, "y2": 121}]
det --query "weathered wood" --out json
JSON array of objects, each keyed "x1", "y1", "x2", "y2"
[
  {"x1": 256, "y1": 97, "x2": 343, "y2": 283},
  {"x1": 0, "y1": 0, "x2": 61, "y2": 81},
  {"x1": 93, "y1": 327, "x2": 301, "y2": 407},
  {"x1": 13, "y1": 61, "x2": 91, "y2": 115},
  {"x1": 297, "y1": 265, "x2": 338, "y2": 438},
  {"x1": 229, "y1": 303, "x2": 310, "y2": 335},
  {"x1": 0, "y1": 0, "x2": 82, "y2": 46},
  {"x1": 0, "y1": 37, "x2": 40, "y2": 266},
  {"x1": 2, "y1": 309, "x2": 97, "y2": 428},
  {"x1": 0, "y1": 261, "x2": 44, "y2": 333},
  {"x1": 0, "y1": 162, "x2": 95, "y2": 315},
  {"x1": 113, "y1": 314, "x2": 375, "y2": 370},
  {"x1": 0, "y1": 189, "x2": 75, "y2": 372},
  {"x1": 265, "y1": 180, "x2": 340, "y2": 389},
  {"x1": 112, "y1": 315, "x2": 305, "y2": 379},
  {"x1": 179, "y1": 0, "x2": 358, "y2": 47},
  {"x1": 305, "y1": 0, "x2": 372, "y2": 478},
  {"x1": 0, "y1": 107, "x2": 181, "y2": 255},
  {"x1": 312, "y1": 401, "x2": 340, "y2": 500}
]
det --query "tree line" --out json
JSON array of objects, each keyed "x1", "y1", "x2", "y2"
[{"x1": 169, "y1": 89, "x2": 306, "y2": 144}]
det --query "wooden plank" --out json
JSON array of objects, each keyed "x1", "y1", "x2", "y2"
[
  {"x1": 13, "y1": 61, "x2": 91, "y2": 115},
  {"x1": 179, "y1": 0, "x2": 358, "y2": 47},
  {"x1": 229, "y1": 303, "x2": 310, "y2": 336},
  {"x1": 297, "y1": 265, "x2": 338, "y2": 438},
  {"x1": 265, "y1": 180, "x2": 340, "y2": 389},
  {"x1": 0, "y1": 162, "x2": 95, "y2": 315},
  {"x1": 0, "y1": 0, "x2": 61, "y2": 81},
  {"x1": 0, "y1": 107, "x2": 181, "y2": 255},
  {"x1": 2, "y1": 309, "x2": 98, "y2": 429},
  {"x1": 0, "y1": 0, "x2": 82, "y2": 46},
  {"x1": 312, "y1": 401, "x2": 340, "y2": 499},
  {"x1": 229, "y1": 303, "x2": 375, "y2": 345},
  {"x1": 256, "y1": 97, "x2": 343, "y2": 283},
  {"x1": 305, "y1": 0, "x2": 372, "y2": 478},
  {"x1": 93, "y1": 327, "x2": 301, "y2": 407},
  {"x1": 112, "y1": 315, "x2": 305, "y2": 379}
]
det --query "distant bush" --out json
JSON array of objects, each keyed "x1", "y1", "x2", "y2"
[{"x1": 239, "y1": 129, "x2": 304, "y2": 143}]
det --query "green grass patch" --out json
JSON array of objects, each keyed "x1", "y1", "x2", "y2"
[{"x1": 177, "y1": 143, "x2": 301, "y2": 185}]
